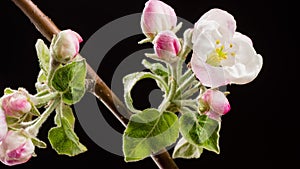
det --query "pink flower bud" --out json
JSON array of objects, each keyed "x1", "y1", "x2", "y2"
[
  {"x1": 1, "y1": 91, "x2": 31, "y2": 117},
  {"x1": 51, "y1": 29, "x2": 83, "y2": 64},
  {"x1": 153, "y1": 30, "x2": 181, "y2": 61},
  {"x1": 0, "y1": 130, "x2": 35, "y2": 166},
  {"x1": 0, "y1": 108, "x2": 8, "y2": 142},
  {"x1": 200, "y1": 89, "x2": 230, "y2": 120},
  {"x1": 141, "y1": 0, "x2": 177, "y2": 39},
  {"x1": 153, "y1": 31, "x2": 181, "y2": 61}
]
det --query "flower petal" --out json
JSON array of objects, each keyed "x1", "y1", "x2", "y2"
[
  {"x1": 224, "y1": 32, "x2": 263, "y2": 84},
  {"x1": 141, "y1": 0, "x2": 177, "y2": 38},
  {"x1": 191, "y1": 53, "x2": 229, "y2": 88},
  {"x1": 0, "y1": 108, "x2": 8, "y2": 141},
  {"x1": 196, "y1": 8, "x2": 236, "y2": 39}
]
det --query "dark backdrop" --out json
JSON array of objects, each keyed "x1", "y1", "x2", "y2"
[{"x1": 0, "y1": 0, "x2": 290, "y2": 168}]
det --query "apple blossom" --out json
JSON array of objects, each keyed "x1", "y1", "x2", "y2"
[
  {"x1": 0, "y1": 130, "x2": 35, "y2": 166},
  {"x1": 141, "y1": 0, "x2": 177, "y2": 39},
  {"x1": 1, "y1": 90, "x2": 31, "y2": 117},
  {"x1": 199, "y1": 89, "x2": 230, "y2": 120},
  {"x1": 50, "y1": 29, "x2": 83, "y2": 64},
  {"x1": 191, "y1": 8, "x2": 263, "y2": 88},
  {"x1": 0, "y1": 108, "x2": 7, "y2": 142},
  {"x1": 153, "y1": 30, "x2": 181, "y2": 62}
]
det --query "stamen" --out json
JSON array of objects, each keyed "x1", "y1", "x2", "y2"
[{"x1": 216, "y1": 39, "x2": 220, "y2": 45}]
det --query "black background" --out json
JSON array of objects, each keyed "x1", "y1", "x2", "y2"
[{"x1": 0, "y1": 0, "x2": 290, "y2": 168}]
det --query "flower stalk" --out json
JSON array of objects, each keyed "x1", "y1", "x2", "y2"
[{"x1": 26, "y1": 98, "x2": 60, "y2": 137}]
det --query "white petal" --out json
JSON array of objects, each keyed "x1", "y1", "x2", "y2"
[
  {"x1": 192, "y1": 20, "x2": 220, "y2": 59},
  {"x1": 197, "y1": 8, "x2": 236, "y2": 39},
  {"x1": 224, "y1": 34, "x2": 263, "y2": 84},
  {"x1": 191, "y1": 53, "x2": 229, "y2": 88}
]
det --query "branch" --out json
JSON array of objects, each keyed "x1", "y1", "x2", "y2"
[{"x1": 10, "y1": 0, "x2": 179, "y2": 169}]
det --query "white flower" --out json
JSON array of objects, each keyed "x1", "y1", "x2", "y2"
[{"x1": 191, "y1": 8, "x2": 263, "y2": 88}]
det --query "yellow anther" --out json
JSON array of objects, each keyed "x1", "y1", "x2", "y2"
[
  {"x1": 216, "y1": 39, "x2": 220, "y2": 45},
  {"x1": 230, "y1": 43, "x2": 233, "y2": 48}
]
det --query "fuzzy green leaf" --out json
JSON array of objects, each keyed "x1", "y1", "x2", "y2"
[
  {"x1": 123, "y1": 109, "x2": 179, "y2": 162},
  {"x1": 55, "y1": 103, "x2": 75, "y2": 128},
  {"x1": 142, "y1": 59, "x2": 168, "y2": 77},
  {"x1": 31, "y1": 137, "x2": 47, "y2": 148},
  {"x1": 51, "y1": 59, "x2": 87, "y2": 105},
  {"x1": 179, "y1": 113, "x2": 220, "y2": 154},
  {"x1": 48, "y1": 117, "x2": 87, "y2": 156},
  {"x1": 123, "y1": 72, "x2": 168, "y2": 113},
  {"x1": 172, "y1": 137, "x2": 203, "y2": 159},
  {"x1": 35, "y1": 39, "x2": 50, "y2": 74}
]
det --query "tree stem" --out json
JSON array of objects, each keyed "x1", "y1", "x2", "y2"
[{"x1": 10, "y1": 0, "x2": 179, "y2": 168}]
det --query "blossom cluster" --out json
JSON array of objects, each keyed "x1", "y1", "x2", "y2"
[
  {"x1": 121, "y1": 0, "x2": 263, "y2": 162},
  {"x1": 0, "y1": 30, "x2": 83, "y2": 166},
  {"x1": 141, "y1": 0, "x2": 262, "y2": 118}
]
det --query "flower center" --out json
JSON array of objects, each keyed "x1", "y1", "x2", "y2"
[{"x1": 206, "y1": 40, "x2": 235, "y2": 67}]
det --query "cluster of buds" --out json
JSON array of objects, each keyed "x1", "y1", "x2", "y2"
[
  {"x1": 0, "y1": 29, "x2": 83, "y2": 166},
  {"x1": 0, "y1": 89, "x2": 35, "y2": 166}
]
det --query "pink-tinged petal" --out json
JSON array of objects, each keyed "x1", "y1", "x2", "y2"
[
  {"x1": 208, "y1": 90, "x2": 231, "y2": 115},
  {"x1": 1, "y1": 95, "x2": 13, "y2": 115},
  {"x1": 0, "y1": 130, "x2": 34, "y2": 166},
  {"x1": 0, "y1": 108, "x2": 8, "y2": 141},
  {"x1": 51, "y1": 29, "x2": 83, "y2": 64},
  {"x1": 191, "y1": 53, "x2": 229, "y2": 88},
  {"x1": 224, "y1": 33, "x2": 263, "y2": 84},
  {"x1": 191, "y1": 9, "x2": 263, "y2": 86},
  {"x1": 141, "y1": 0, "x2": 177, "y2": 38},
  {"x1": 200, "y1": 89, "x2": 230, "y2": 120},
  {"x1": 9, "y1": 95, "x2": 31, "y2": 113},
  {"x1": 197, "y1": 8, "x2": 236, "y2": 39},
  {"x1": 1, "y1": 91, "x2": 32, "y2": 117},
  {"x1": 153, "y1": 30, "x2": 181, "y2": 61}
]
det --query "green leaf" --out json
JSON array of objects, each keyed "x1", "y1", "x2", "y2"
[
  {"x1": 172, "y1": 137, "x2": 203, "y2": 159},
  {"x1": 31, "y1": 137, "x2": 47, "y2": 148},
  {"x1": 51, "y1": 59, "x2": 87, "y2": 105},
  {"x1": 29, "y1": 103, "x2": 41, "y2": 116},
  {"x1": 123, "y1": 108, "x2": 179, "y2": 162},
  {"x1": 35, "y1": 39, "x2": 50, "y2": 74},
  {"x1": 179, "y1": 113, "x2": 220, "y2": 154},
  {"x1": 4, "y1": 88, "x2": 14, "y2": 94},
  {"x1": 123, "y1": 72, "x2": 168, "y2": 113},
  {"x1": 142, "y1": 59, "x2": 168, "y2": 77},
  {"x1": 48, "y1": 117, "x2": 87, "y2": 156},
  {"x1": 55, "y1": 103, "x2": 75, "y2": 129},
  {"x1": 37, "y1": 70, "x2": 47, "y2": 83}
]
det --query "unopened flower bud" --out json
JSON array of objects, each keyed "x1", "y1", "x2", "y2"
[
  {"x1": 200, "y1": 89, "x2": 230, "y2": 120},
  {"x1": 153, "y1": 30, "x2": 181, "y2": 62},
  {"x1": 1, "y1": 90, "x2": 31, "y2": 118},
  {"x1": 0, "y1": 130, "x2": 35, "y2": 166},
  {"x1": 141, "y1": 0, "x2": 177, "y2": 39},
  {"x1": 50, "y1": 29, "x2": 83, "y2": 64}
]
